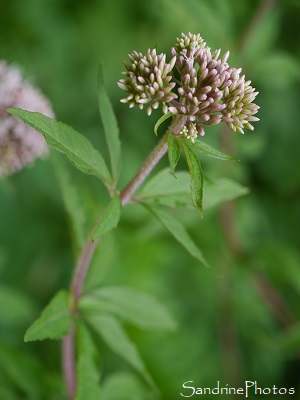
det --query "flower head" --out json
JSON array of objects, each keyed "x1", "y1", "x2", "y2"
[
  {"x1": 118, "y1": 49, "x2": 177, "y2": 116},
  {"x1": 173, "y1": 32, "x2": 206, "y2": 54},
  {"x1": 169, "y1": 45, "x2": 232, "y2": 139},
  {"x1": 221, "y1": 68, "x2": 260, "y2": 134},
  {"x1": 0, "y1": 61, "x2": 54, "y2": 177},
  {"x1": 118, "y1": 33, "x2": 259, "y2": 140}
]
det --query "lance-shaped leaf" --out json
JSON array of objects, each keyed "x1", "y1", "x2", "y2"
[
  {"x1": 178, "y1": 139, "x2": 204, "y2": 217},
  {"x1": 139, "y1": 168, "x2": 248, "y2": 209},
  {"x1": 79, "y1": 286, "x2": 177, "y2": 331},
  {"x1": 52, "y1": 153, "x2": 86, "y2": 251},
  {"x1": 167, "y1": 134, "x2": 180, "y2": 177},
  {"x1": 8, "y1": 108, "x2": 111, "y2": 186},
  {"x1": 193, "y1": 139, "x2": 239, "y2": 161},
  {"x1": 98, "y1": 65, "x2": 122, "y2": 183},
  {"x1": 142, "y1": 203, "x2": 208, "y2": 268},
  {"x1": 140, "y1": 169, "x2": 190, "y2": 207},
  {"x1": 24, "y1": 291, "x2": 72, "y2": 342},
  {"x1": 75, "y1": 322, "x2": 101, "y2": 400},
  {"x1": 87, "y1": 314, "x2": 156, "y2": 390},
  {"x1": 204, "y1": 178, "x2": 249, "y2": 209},
  {"x1": 154, "y1": 112, "x2": 172, "y2": 136},
  {"x1": 92, "y1": 194, "x2": 121, "y2": 240}
]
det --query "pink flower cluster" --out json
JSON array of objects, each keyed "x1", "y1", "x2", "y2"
[
  {"x1": 0, "y1": 61, "x2": 54, "y2": 177},
  {"x1": 118, "y1": 33, "x2": 259, "y2": 141}
]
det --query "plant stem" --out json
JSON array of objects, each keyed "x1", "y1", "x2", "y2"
[
  {"x1": 62, "y1": 326, "x2": 76, "y2": 399},
  {"x1": 71, "y1": 130, "x2": 169, "y2": 303},
  {"x1": 120, "y1": 132, "x2": 169, "y2": 205},
  {"x1": 71, "y1": 238, "x2": 100, "y2": 301},
  {"x1": 63, "y1": 130, "x2": 169, "y2": 399}
]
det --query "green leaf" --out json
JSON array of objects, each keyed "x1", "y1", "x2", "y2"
[
  {"x1": 0, "y1": 285, "x2": 35, "y2": 327},
  {"x1": 87, "y1": 315, "x2": 156, "y2": 389},
  {"x1": 79, "y1": 286, "x2": 177, "y2": 331},
  {"x1": 98, "y1": 64, "x2": 122, "y2": 183},
  {"x1": 139, "y1": 168, "x2": 248, "y2": 210},
  {"x1": 84, "y1": 234, "x2": 117, "y2": 292},
  {"x1": 154, "y1": 112, "x2": 172, "y2": 136},
  {"x1": 8, "y1": 108, "x2": 111, "y2": 185},
  {"x1": 142, "y1": 203, "x2": 208, "y2": 268},
  {"x1": 92, "y1": 194, "x2": 121, "y2": 240},
  {"x1": 178, "y1": 140, "x2": 204, "y2": 217},
  {"x1": 167, "y1": 134, "x2": 180, "y2": 177},
  {"x1": 102, "y1": 372, "x2": 153, "y2": 400},
  {"x1": 24, "y1": 291, "x2": 72, "y2": 342},
  {"x1": 139, "y1": 168, "x2": 191, "y2": 208},
  {"x1": 52, "y1": 153, "x2": 86, "y2": 251},
  {"x1": 139, "y1": 168, "x2": 190, "y2": 207},
  {"x1": 193, "y1": 139, "x2": 238, "y2": 161},
  {"x1": 204, "y1": 178, "x2": 249, "y2": 209},
  {"x1": 75, "y1": 322, "x2": 101, "y2": 400}
]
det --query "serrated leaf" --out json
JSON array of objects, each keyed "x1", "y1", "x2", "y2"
[
  {"x1": 154, "y1": 112, "x2": 172, "y2": 136},
  {"x1": 178, "y1": 140, "x2": 203, "y2": 217},
  {"x1": 92, "y1": 194, "x2": 121, "y2": 240},
  {"x1": 98, "y1": 64, "x2": 122, "y2": 183},
  {"x1": 24, "y1": 291, "x2": 72, "y2": 342},
  {"x1": 8, "y1": 108, "x2": 111, "y2": 186},
  {"x1": 139, "y1": 168, "x2": 248, "y2": 210},
  {"x1": 193, "y1": 139, "x2": 238, "y2": 161},
  {"x1": 75, "y1": 322, "x2": 101, "y2": 400},
  {"x1": 167, "y1": 134, "x2": 180, "y2": 177},
  {"x1": 79, "y1": 286, "x2": 176, "y2": 331},
  {"x1": 52, "y1": 153, "x2": 86, "y2": 251},
  {"x1": 87, "y1": 315, "x2": 156, "y2": 389},
  {"x1": 142, "y1": 203, "x2": 208, "y2": 268}
]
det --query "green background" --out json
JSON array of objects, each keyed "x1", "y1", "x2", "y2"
[{"x1": 1, "y1": 0, "x2": 300, "y2": 398}]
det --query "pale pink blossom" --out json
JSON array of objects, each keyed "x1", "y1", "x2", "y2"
[{"x1": 0, "y1": 61, "x2": 54, "y2": 176}]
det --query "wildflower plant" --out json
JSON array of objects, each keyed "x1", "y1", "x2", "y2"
[{"x1": 7, "y1": 33, "x2": 258, "y2": 399}]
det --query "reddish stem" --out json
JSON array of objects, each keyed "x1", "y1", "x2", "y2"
[
  {"x1": 62, "y1": 326, "x2": 76, "y2": 399},
  {"x1": 62, "y1": 131, "x2": 169, "y2": 399}
]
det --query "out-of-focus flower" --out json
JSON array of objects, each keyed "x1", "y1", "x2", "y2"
[
  {"x1": 0, "y1": 61, "x2": 54, "y2": 177},
  {"x1": 118, "y1": 32, "x2": 259, "y2": 142}
]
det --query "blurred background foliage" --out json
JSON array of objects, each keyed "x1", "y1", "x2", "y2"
[{"x1": 1, "y1": 0, "x2": 300, "y2": 398}]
